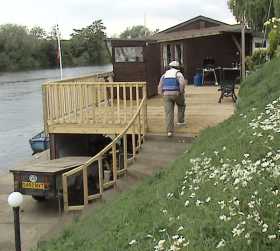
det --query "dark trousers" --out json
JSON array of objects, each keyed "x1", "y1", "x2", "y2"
[{"x1": 163, "y1": 94, "x2": 186, "y2": 132}]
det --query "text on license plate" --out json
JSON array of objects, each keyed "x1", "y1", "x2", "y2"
[{"x1": 22, "y1": 182, "x2": 46, "y2": 190}]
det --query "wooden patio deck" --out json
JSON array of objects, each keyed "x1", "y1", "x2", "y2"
[
  {"x1": 44, "y1": 83, "x2": 236, "y2": 137},
  {"x1": 147, "y1": 85, "x2": 237, "y2": 136}
]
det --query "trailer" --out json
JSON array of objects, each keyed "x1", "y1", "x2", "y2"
[{"x1": 10, "y1": 156, "x2": 91, "y2": 214}]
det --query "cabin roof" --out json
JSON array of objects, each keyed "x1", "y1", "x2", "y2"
[
  {"x1": 157, "y1": 15, "x2": 230, "y2": 34},
  {"x1": 152, "y1": 24, "x2": 255, "y2": 43}
]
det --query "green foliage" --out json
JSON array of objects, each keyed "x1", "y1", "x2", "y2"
[
  {"x1": 34, "y1": 57, "x2": 280, "y2": 251},
  {"x1": 0, "y1": 20, "x2": 110, "y2": 72},
  {"x1": 245, "y1": 49, "x2": 268, "y2": 71},
  {"x1": 0, "y1": 24, "x2": 37, "y2": 71},
  {"x1": 265, "y1": 17, "x2": 280, "y2": 57},
  {"x1": 120, "y1": 25, "x2": 157, "y2": 39},
  {"x1": 268, "y1": 30, "x2": 280, "y2": 56},
  {"x1": 70, "y1": 20, "x2": 110, "y2": 66},
  {"x1": 228, "y1": 0, "x2": 275, "y2": 30},
  {"x1": 30, "y1": 26, "x2": 47, "y2": 39},
  {"x1": 274, "y1": 0, "x2": 280, "y2": 17}
]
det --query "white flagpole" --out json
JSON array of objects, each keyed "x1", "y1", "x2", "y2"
[{"x1": 56, "y1": 24, "x2": 63, "y2": 80}]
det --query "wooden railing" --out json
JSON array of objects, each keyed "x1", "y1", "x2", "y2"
[
  {"x1": 42, "y1": 81, "x2": 146, "y2": 134},
  {"x1": 58, "y1": 71, "x2": 114, "y2": 83},
  {"x1": 62, "y1": 96, "x2": 147, "y2": 211}
]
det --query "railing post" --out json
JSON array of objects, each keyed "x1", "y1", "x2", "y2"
[
  {"x1": 79, "y1": 84, "x2": 83, "y2": 124},
  {"x1": 83, "y1": 167, "x2": 88, "y2": 206},
  {"x1": 123, "y1": 134, "x2": 128, "y2": 171},
  {"x1": 138, "y1": 114, "x2": 141, "y2": 148},
  {"x1": 62, "y1": 174, "x2": 69, "y2": 212},
  {"x1": 42, "y1": 85, "x2": 48, "y2": 135},
  {"x1": 98, "y1": 157, "x2": 104, "y2": 195},
  {"x1": 123, "y1": 84, "x2": 127, "y2": 123},
  {"x1": 117, "y1": 84, "x2": 120, "y2": 123},
  {"x1": 112, "y1": 143, "x2": 117, "y2": 187},
  {"x1": 132, "y1": 132, "x2": 136, "y2": 160},
  {"x1": 110, "y1": 85, "x2": 114, "y2": 123},
  {"x1": 143, "y1": 84, "x2": 148, "y2": 131}
]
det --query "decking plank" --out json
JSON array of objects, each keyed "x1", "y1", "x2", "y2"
[{"x1": 10, "y1": 156, "x2": 91, "y2": 173}]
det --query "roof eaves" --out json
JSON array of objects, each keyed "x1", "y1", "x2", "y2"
[
  {"x1": 157, "y1": 31, "x2": 222, "y2": 43},
  {"x1": 157, "y1": 15, "x2": 230, "y2": 34}
]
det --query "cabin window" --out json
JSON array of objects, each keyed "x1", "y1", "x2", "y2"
[
  {"x1": 255, "y1": 41, "x2": 266, "y2": 48},
  {"x1": 115, "y1": 47, "x2": 144, "y2": 62},
  {"x1": 162, "y1": 45, "x2": 168, "y2": 69},
  {"x1": 252, "y1": 37, "x2": 268, "y2": 52},
  {"x1": 167, "y1": 44, "x2": 172, "y2": 64},
  {"x1": 175, "y1": 44, "x2": 183, "y2": 64}
]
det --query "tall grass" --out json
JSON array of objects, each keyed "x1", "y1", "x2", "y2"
[{"x1": 36, "y1": 57, "x2": 280, "y2": 251}]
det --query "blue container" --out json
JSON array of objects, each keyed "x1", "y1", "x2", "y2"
[
  {"x1": 193, "y1": 73, "x2": 203, "y2": 86},
  {"x1": 29, "y1": 131, "x2": 49, "y2": 154}
]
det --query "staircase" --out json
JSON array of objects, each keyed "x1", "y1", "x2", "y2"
[{"x1": 100, "y1": 135, "x2": 192, "y2": 195}]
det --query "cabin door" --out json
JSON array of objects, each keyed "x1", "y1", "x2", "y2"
[{"x1": 145, "y1": 43, "x2": 161, "y2": 97}]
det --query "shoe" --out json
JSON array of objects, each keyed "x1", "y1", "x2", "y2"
[
  {"x1": 176, "y1": 122, "x2": 186, "y2": 126},
  {"x1": 167, "y1": 132, "x2": 173, "y2": 137}
]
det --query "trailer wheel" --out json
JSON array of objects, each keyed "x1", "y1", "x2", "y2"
[{"x1": 32, "y1": 195, "x2": 46, "y2": 202}]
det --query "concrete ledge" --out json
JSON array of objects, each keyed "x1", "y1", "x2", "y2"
[{"x1": 145, "y1": 133, "x2": 195, "y2": 143}]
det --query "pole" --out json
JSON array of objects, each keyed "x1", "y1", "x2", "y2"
[
  {"x1": 56, "y1": 24, "x2": 63, "y2": 80},
  {"x1": 241, "y1": 16, "x2": 246, "y2": 81},
  {"x1": 13, "y1": 207, "x2": 21, "y2": 251}
]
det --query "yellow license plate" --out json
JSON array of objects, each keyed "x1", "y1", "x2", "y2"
[{"x1": 22, "y1": 182, "x2": 46, "y2": 190}]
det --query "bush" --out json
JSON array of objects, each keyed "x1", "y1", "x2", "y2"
[
  {"x1": 264, "y1": 17, "x2": 280, "y2": 57},
  {"x1": 245, "y1": 49, "x2": 268, "y2": 71}
]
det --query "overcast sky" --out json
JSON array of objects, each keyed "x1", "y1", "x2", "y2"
[{"x1": 0, "y1": 0, "x2": 236, "y2": 38}]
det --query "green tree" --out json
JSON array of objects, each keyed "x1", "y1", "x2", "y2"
[
  {"x1": 70, "y1": 20, "x2": 109, "y2": 65},
  {"x1": 0, "y1": 24, "x2": 37, "y2": 71},
  {"x1": 0, "y1": 20, "x2": 110, "y2": 72},
  {"x1": 274, "y1": 0, "x2": 280, "y2": 16},
  {"x1": 30, "y1": 26, "x2": 47, "y2": 39},
  {"x1": 120, "y1": 25, "x2": 156, "y2": 39},
  {"x1": 228, "y1": 0, "x2": 275, "y2": 30}
]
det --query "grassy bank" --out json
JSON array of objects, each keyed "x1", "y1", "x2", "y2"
[{"x1": 36, "y1": 58, "x2": 280, "y2": 251}]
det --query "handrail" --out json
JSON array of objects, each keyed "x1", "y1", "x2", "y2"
[
  {"x1": 64, "y1": 97, "x2": 146, "y2": 176},
  {"x1": 53, "y1": 71, "x2": 114, "y2": 83},
  {"x1": 62, "y1": 94, "x2": 147, "y2": 211}
]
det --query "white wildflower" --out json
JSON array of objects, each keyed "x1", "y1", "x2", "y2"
[
  {"x1": 268, "y1": 234, "x2": 276, "y2": 240},
  {"x1": 129, "y1": 240, "x2": 137, "y2": 245},
  {"x1": 205, "y1": 197, "x2": 211, "y2": 203},
  {"x1": 262, "y1": 223, "x2": 268, "y2": 232},
  {"x1": 216, "y1": 239, "x2": 226, "y2": 248}
]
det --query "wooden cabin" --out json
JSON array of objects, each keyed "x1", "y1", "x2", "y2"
[
  {"x1": 110, "y1": 16, "x2": 267, "y2": 89},
  {"x1": 109, "y1": 39, "x2": 161, "y2": 97}
]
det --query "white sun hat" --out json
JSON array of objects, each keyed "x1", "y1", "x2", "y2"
[{"x1": 169, "y1": 61, "x2": 180, "y2": 67}]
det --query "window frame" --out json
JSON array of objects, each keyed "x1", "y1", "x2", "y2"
[{"x1": 114, "y1": 46, "x2": 144, "y2": 63}]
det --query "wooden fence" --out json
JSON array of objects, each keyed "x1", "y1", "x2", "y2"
[{"x1": 42, "y1": 81, "x2": 147, "y2": 134}]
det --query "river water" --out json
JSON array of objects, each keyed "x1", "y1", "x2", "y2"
[{"x1": 0, "y1": 65, "x2": 112, "y2": 174}]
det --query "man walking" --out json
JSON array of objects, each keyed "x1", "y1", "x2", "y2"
[{"x1": 158, "y1": 61, "x2": 186, "y2": 137}]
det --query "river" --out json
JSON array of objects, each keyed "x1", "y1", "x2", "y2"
[{"x1": 0, "y1": 65, "x2": 113, "y2": 174}]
